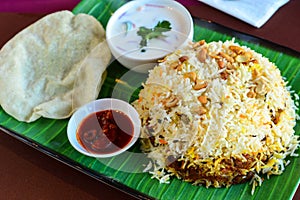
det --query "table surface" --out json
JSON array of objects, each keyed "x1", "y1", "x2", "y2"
[{"x1": 0, "y1": 0, "x2": 299, "y2": 199}]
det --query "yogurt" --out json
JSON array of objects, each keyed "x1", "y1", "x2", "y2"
[{"x1": 106, "y1": 0, "x2": 194, "y2": 72}]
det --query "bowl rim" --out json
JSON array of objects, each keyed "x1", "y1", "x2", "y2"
[{"x1": 67, "y1": 98, "x2": 141, "y2": 158}]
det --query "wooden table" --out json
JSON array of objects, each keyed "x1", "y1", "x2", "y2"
[{"x1": 0, "y1": 0, "x2": 299, "y2": 199}]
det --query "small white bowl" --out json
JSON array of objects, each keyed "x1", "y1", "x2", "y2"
[
  {"x1": 67, "y1": 98, "x2": 141, "y2": 158},
  {"x1": 106, "y1": 0, "x2": 194, "y2": 73}
]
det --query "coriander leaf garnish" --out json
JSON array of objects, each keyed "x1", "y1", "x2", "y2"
[{"x1": 137, "y1": 20, "x2": 172, "y2": 48}]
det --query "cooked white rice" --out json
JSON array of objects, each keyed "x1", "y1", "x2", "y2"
[{"x1": 132, "y1": 39, "x2": 299, "y2": 193}]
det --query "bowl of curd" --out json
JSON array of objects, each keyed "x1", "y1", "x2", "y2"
[{"x1": 106, "y1": 0, "x2": 194, "y2": 73}]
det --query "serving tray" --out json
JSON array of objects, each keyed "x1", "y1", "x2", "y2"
[{"x1": 0, "y1": 0, "x2": 299, "y2": 199}]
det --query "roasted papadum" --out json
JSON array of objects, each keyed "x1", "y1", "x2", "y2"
[{"x1": 0, "y1": 11, "x2": 111, "y2": 122}]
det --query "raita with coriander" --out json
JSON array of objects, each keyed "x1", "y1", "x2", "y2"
[{"x1": 106, "y1": 0, "x2": 193, "y2": 72}]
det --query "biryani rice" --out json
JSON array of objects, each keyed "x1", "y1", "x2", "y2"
[{"x1": 132, "y1": 39, "x2": 299, "y2": 193}]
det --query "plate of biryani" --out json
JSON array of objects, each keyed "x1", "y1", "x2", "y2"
[
  {"x1": 132, "y1": 38, "x2": 299, "y2": 195},
  {"x1": 0, "y1": 0, "x2": 299, "y2": 200}
]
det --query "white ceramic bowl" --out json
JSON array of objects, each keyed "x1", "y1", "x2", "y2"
[
  {"x1": 106, "y1": 0, "x2": 194, "y2": 73},
  {"x1": 67, "y1": 98, "x2": 141, "y2": 158}
]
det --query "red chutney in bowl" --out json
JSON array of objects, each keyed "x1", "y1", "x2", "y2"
[{"x1": 76, "y1": 110, "x2": 134, "y2": 154}]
